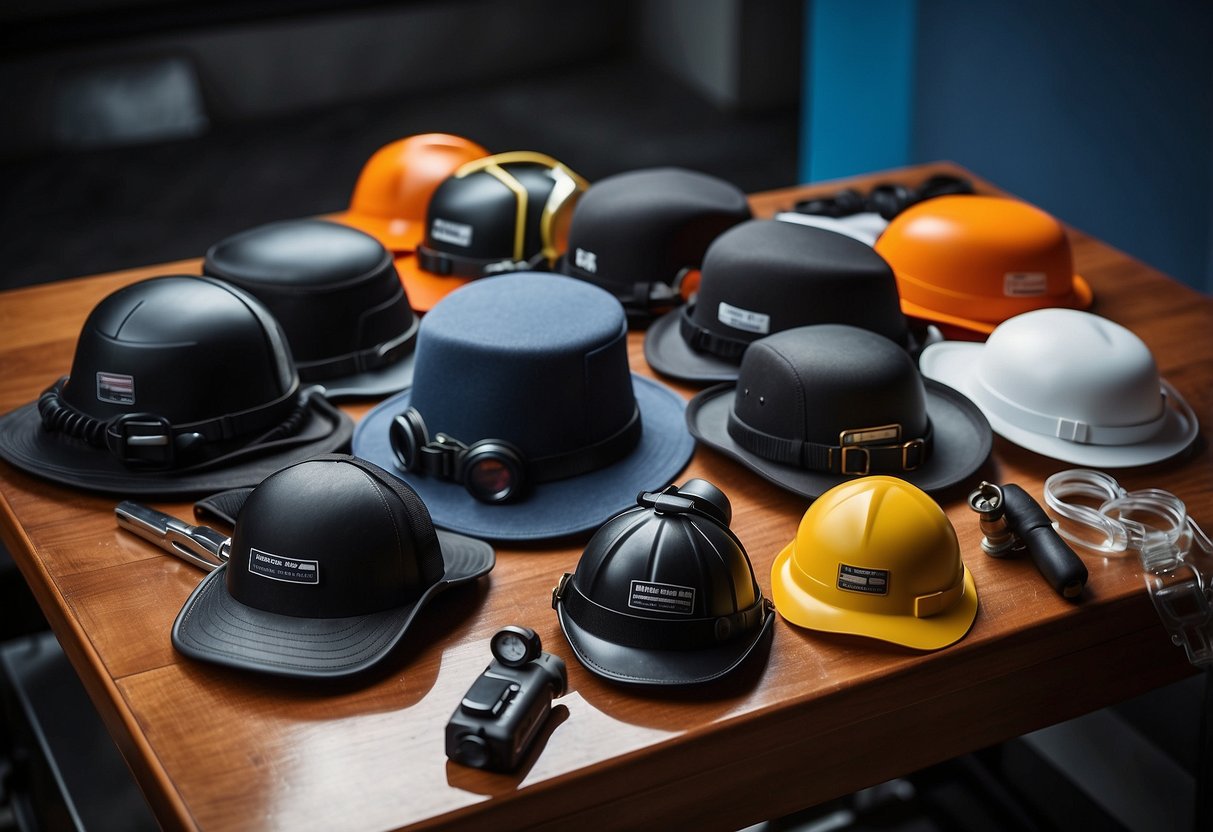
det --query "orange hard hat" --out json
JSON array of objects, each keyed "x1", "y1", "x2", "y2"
[
  {"x1": 338, "y1": 134, "x2": 489, "y2": 253},
  {"x1": 874, "y1": 195, "x2": 1093, "y2": 335}
]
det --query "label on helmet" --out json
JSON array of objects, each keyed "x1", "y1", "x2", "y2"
[
  {"x1": 96, "y1": 372, "x2": 135, "y2": 405},
  {"x1": 717, "y1": 302, "x2": 770, "y2": 334},
  {"x1": 629, "y1": 580, "x2": 695, "y2": 615},
  {"x1": 431, "y1": 218, "x2": 473, "y2": 248},
  {"x1": 574, "y1": 248, "x2": 598, "y2": 274},
  {"x1": 248, "y1": 547, "x2": 320, "y2": 585},
  {"x1": 1003, "y1": 272, "x2": 1048, "y2": 297},
  {"x1": 837, "y1": 563, "x2": 889, "y2": 595}
]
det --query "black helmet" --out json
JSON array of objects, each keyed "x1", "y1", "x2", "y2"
[
  {"x1": 0, "y1": 275, "x2": 353, "y2": 496},
  {"x1": 552, "y1": 479, "x2": 774, "y2": 686},
  {"x1": 409, "y1": 151, "x2": 587, "y2": 281},
  {"x1": 172, "y1": 454, "x2": 495, "y2": 679},
  {"x1": 203, "y1": 219, "x2": 419, "y2": 399},
  {"x1": 557, "y1": 167, "x2": 752, "y2": 321}
]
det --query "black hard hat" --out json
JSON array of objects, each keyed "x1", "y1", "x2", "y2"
[
  {"x1": 0, "y1": 275, "x2": 353, "y2": 497},
  {"x1": 172, "y1": 454, "x2": 495, "y2": 679},
  {"x1": 557, "y1": 167, "x2": 752, "y2": 321},
  {"x1": 397, "y1": 151, "x2": 587, "y2": 307},
  {"x1": 552, "y1": 478, "x2": 774, "y2": 686},
  {"x1": 203, "y1": 219, "x2": 419, "y2": 399}
]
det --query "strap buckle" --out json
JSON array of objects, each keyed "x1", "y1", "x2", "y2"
[
  {"x1": 107, "y1": 413, "x2": 175, "y2": 470},
  {"x1": 418, "y1": 434, "x2": 468, "y2": 480},
  {"x1": 902, "y1": 438, "x2": 926, "y2": 471},
  {"x1": 839, "y1": 445, "x2": 870, "y2": 475}
]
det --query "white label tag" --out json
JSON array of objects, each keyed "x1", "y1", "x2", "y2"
[
  {"x1": 717, "y1": 301, "x2": 770, "y2": 334},
  {"x1": 430, "y1": 218, "x2": 473, "y2": 247},
  {"x1": 574, "y1": 248, "x2": 598, "y2": 274},
  {"x1": 629, "y1": 580, "x2": 696, "y2": 615},
  {"x1": 248, "y1": 548, "x2": 320, "y2": 585},
  {"x1": 96, "y1": 372, "x2": 135, "y2": 405},
  {"x1": 1004, "y1": 272, "x2": 1048, "y2": 297},
  {"x1": 837, "y1": 563, "x2": 889, "y2": 595}
]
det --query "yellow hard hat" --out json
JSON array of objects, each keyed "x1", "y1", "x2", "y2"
[{"x1": 771, "y1": 476, "x2": 978, "y2": 650}]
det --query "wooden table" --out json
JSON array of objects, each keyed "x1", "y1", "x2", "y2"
[{"x1": 1, "y1": 163, "x2": 1209, "y2": 831}]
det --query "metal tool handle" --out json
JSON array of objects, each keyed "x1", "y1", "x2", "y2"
[{"x1": 115, "y1": 501, "x2": 229, "y2": 572}]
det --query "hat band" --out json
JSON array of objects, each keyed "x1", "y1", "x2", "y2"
[
  {"x1": 296, "y1": 317, "x2": 418, "y2": 383},
  {"x1": 415, "y1": 244, "x2": 546, "y2": 279},
  {"x1": 38, "y1": 376, "x2": 306, "y2": 471},
  {"x1": 561, "y1": 262, "x2": 684, "y2": 313},
  {"x1": 973, "y1": 372, "x2": 1171, "y2": 446},
  {"x1": 678, "y1": 305, "x2": 750, "y2": 361},
  {"x1": 554, "y1": 574, "x2": 769, "y2": 650},
  {"x1": 726, "y1": 411, "x2": 932, "y2": 475}
]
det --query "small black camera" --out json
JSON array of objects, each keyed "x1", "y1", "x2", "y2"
[{"x1": 445, "y1": 626, "x2": 568, "y2": 772}]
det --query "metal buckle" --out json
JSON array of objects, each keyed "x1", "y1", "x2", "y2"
[
  {"x1": 551, "y1": 572, "x2": 573, "y2": 609},
  {"x1": 839, "y1": 445, "x2": 871, "y2": 475},
  {"x1": 107, "y1": 413, "x2": 175, "y2": 470},
  {"x1": 902, "y1": 438, "x2": 926, "y2": 471}
]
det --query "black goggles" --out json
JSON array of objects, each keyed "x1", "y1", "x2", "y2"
[{"x1": 389, "y1": 405, "x2": 642, "y2": 504}]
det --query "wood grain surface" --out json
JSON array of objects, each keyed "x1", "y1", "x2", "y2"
[{"x1": 0, "y1": 163, "x2": 1209, "y2": 831}]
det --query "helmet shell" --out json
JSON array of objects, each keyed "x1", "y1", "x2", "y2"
[
  {"x1": 875, "y1": 195, "x2": 1092, "y2": 334},
  {"x1": 772, "y1": 476, "x2": 978, "y2": 650},
  {"x1": 61, "y1": 275, "x2": 297, "y2": 423}
]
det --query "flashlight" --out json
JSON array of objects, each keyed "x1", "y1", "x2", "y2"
[{"x1": 968, "y1": 481, "x2": 1088, "y2": 600}]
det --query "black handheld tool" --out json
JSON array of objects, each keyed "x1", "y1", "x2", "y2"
[{"x1": 968, "y1": 482, "x2": 1088, "y2": 599}]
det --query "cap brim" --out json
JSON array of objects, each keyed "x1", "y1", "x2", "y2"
[
  {"x1": 315, "y1": 317, "x2": 419, "y2": 399},
  {"x1": 334, "y1": 212, "x2": 425, "y2": 254},
  {"x1": 0, "y1": 393, "x2": 354, "y2": 500},
  {"x1": 394, "y1": 254, "x2": 474, "y2": 313},
  {"x1": 643, "y1": 309, "x2": 742, "y2": 384},
  {"x1": 771, "y1": 543, "x2": 978, "y2": 650},
  {"x1": 171, "y1": 528, "x2": 493, "y2": 679},
  {"x1": 556, "y1": 599, "x2": 774, "y2": 686},
  {"x1": 920, "y1": 340, "x2": 1199, "y2": 468},
  {"x1": 352, "y1": 375, "x2": 695, "y2": 542},
  {"x1": 899, "y1": 274, "x2": 1094, "y2": 336},
  {"x1": 686, "y1": 379, "x2": 992, "y2": 499}
]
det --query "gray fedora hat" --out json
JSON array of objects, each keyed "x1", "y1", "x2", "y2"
[
  {"x1": 645, "y1": 220, "x2": 912, "y2": 384},
  {"x1": 686, "y1": 325, "x2": 991, "y2": 499}
]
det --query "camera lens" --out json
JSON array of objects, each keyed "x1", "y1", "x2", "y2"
[
  {"x1": 454, "y1": 734, "x2": 490, "y2": 768},
  {"x1": 463, "y1": 442, "x2": 525, "y2": 503}
]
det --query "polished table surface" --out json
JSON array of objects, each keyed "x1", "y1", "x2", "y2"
[{"x1": 1, "y1": 162, "x2": 1210, "y2": 831}]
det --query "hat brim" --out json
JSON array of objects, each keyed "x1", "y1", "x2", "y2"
[
  {"x1": 556, "y1": 599, "x2": 775, "y2": 686},
  {"x1": 334, "y1": 212, "x2": 425, "y2": 254},
  {"x1": 314, "y1": 317, "x2": 419, "y2": 400},
  {"x1": 352, "y1": 376, "x2": 695, "y2": 542},
  {"x1": 0, "y1": 393, "x2": 353, "y2": 500},
  {"x1": 393, "y1": 254, "x2": 475, "y2": 313},
  {"x1": 773, "y1": 212, "x2": 882, "y2": 246},
  {"x1": 919, "y1": 341, "x2": 1199, "y2": 467},
  {"x1": 171, "y1": 528, "x2": 493, "y2": 679},
  {"x1": 686, "y1": 379, "x2": 992, "y2": 499},
  {"x1": 899, "y1": 274, "x2": 1094, "y2": 336},
  {"x1": 771, "y1": 542, "x2": 978, "y2": 650},
  {"x1": 643, "y1": 309, "x2": 742, "y2": 384}
]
